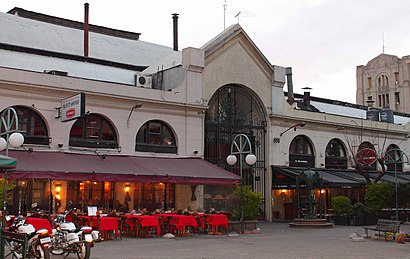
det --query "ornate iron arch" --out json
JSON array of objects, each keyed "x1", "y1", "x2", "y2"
[{"x1": 204, "y1": 84, "x2": 267, "y2": 195}]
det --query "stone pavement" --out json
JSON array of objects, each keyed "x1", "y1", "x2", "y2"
[{"x1": 58, "y1": 222, "x2": 410, "y2": 259}]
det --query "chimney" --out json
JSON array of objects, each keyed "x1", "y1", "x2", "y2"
[
  {"x1": 84, "y1": 3, "x2": 89, "y2": 57},
  {"x1": 302, "y1": 87, "x2": 312, "y2": 108},
  {"x1": 285, "y1": 67, "x2": 294, "y2": 105},
  {"x1": 172, "y1": 13, "x2": 179, "y2": 51}
]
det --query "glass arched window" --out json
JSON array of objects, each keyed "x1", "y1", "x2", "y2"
[
  {"x1": 325, "y1": 138, "x2": 347, "y2": 169},
  {"x1": 69, "y1": 114, "x2": 118, "y2": 148},
  {"x1": 135, "y1": 120, "x2": 177, "y2": 154},
  {"x1": 384, "y1": 144, "x2": 403, "y2": 172},
  {"x1": 289, "y1": 135, "x2": 315, "y2": 167},
  {"x1": 1, "y1": 106, "x2": 49, "y2": 145}
]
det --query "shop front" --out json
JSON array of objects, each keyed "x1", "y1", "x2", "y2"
[
  {"x1": 3, "y1": 150, "x2": 241, "y2": 216},
  {"x1": 271, "y1": 166, "x2": 366, "y2": 221}
]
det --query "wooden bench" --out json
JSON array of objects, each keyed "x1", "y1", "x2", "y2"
[{"x1": 363, "y1": 219, "x2": 401, "y2": 240}]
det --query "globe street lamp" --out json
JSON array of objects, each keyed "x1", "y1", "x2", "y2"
[
  {"x1": 0, "y1": 107, "x2": 24, "y2": 229},
  {"x1": 226, "y1": 134, "x2": 256, "y2": 234}
]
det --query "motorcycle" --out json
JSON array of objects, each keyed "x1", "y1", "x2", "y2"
[
  {"x1": 5, "y1": 215, "x2": 52, "y2": 259},
  {"x1": 50, "y1": 208, "x2": 95, "y2": 259}
]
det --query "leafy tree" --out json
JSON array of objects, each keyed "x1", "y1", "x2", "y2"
[
  {"x1": 331, "y1": 196, "x2": 351, "y2": 215},
  {"x1": 0, "y1": 178, "x2": 16, "y2": 206},
  {"x1": 230, "y1": 185, "x2": 262, "y2": 220},
  {"x1": 365, "y1": 182, "x2": 392, "y2": 215}
]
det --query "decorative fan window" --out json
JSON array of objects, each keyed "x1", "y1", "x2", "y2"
[
  {"x1": 289, "y1": 135, "x2": 315, "y2": 167},
  {"x1": 325, "y1": 138, "x2": 347, "y2": 169},
  {"x1": 135, "y1": 120, "x2": 177, "y2": 154},
  {"x1": 384, "y1": 144, "x2": 403, "y2": 172},
  {"x1": 1, "y1": 106, "x2": 49, "y2": 145},
  {"x1": 69, "y1": 114, "x2": 118, "y2": 148}
]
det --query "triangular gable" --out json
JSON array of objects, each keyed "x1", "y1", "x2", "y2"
[{"x1": 201, "y1": 24, "x2": 274, "y2": 78}]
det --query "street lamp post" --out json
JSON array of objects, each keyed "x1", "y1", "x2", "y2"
[
  {"x1": 226, "y1": 134, "x2": 257, "y2": 234},
  {"x1": 385, "y1": 148, "x2": 409, "y2": 221},
  {"x1": 0, "y1": 107, "x2": 24, "y2": 229}
]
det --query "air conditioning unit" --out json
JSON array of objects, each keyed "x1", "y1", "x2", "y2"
[{"x1": 135, "y1": 74, "x2": 152, "y2": 88}]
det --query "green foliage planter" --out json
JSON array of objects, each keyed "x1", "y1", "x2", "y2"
[
  {"x1": 365, "y1": 182, "x2": 392, "y2": 216},
  {"x1": 331, "y1": 196, "x2": 351, "y2": 226},
  {"x1": 229, "y1": 185, "x2": 263, "y2": 220}
]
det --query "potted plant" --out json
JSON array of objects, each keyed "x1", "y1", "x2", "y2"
[
  {"x1": 331, "y1": 196, "x2": 351, "y2": 225},
  {"x1": 348, "y1": 202, "x2": 367, "y2": 226},
  {"x1": 227, "y1": 185, "x2": 262, "y2": 232}
]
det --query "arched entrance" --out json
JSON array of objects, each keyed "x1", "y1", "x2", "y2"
[{"x1": 204, "y1": 84, "x2": 267, "y2": 212}]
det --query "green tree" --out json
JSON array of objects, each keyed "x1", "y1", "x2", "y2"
[
  {"x1": 0, "y1": 178, "x2": 16, "y2": 206},
  {"x1": 365, "y1": 182, "x2": 392, "y2": 215},
  {"x1": 230, "y1": 185, "x2": 263, "y2": 220},
  {"x1": 331, "y1": 196, "x2": 351, "y2": 215}
]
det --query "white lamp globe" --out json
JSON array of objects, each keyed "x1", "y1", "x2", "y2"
[
  {"x1": 9, "y1": 132, "x2": 24, "y2": 147},
  {"x1": 0, "y1": 137, "x2": 6, "y2": 151},
  {"x1": 245, "y1": 154, "x2": 257, "y2": 165},
  {"x1": 226, "y1": 154, "x2": 237, "y2": 166}
]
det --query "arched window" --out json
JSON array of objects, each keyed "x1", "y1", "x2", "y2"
[
  {"x1": 1, "y1": 106, "x2": 49, "y2": 145},
  {"x1": 289, "y1": 135, "x2": 315, "y2": 167},
  {"x1": 384, "y1": 144, "x2": 403, "y2": 172},
  {"x1": 377, "y1": 74, "x2": 389, "y2": 88},
  {"x1": 135, "y1": 120, "x2": 177, "y2": 154},
  {"x1": 69, "y1": 114, "x2": 118, "y2": 148},
  {"x1": 325, "y1": 138, "x2": 347, "y2": 169}
]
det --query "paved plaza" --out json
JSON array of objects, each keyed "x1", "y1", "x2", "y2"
[{"x1": 57, "y1": 222, "x2": 410, "y2": 259}]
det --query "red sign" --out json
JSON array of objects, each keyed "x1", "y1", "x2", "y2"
[
  {"x1": 66, "y1": 108, "x2": 76, "y2": 118},
  {"x1": 356, "y1": 148, "x2": 377, "y2": 166}
]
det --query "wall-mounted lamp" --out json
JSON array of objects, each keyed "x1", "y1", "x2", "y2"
[
  {"x1": 124, "y1": 183, "x2": 131, "y2": 193},
  {"x1": 193, "y1": 150, "x2": 199, "y2": 155},
  {"x1": 55, "y1": 183, "x2": 62, "y2": 206},
  {"x1": 55, "y1": 184, "x2": 62, "y2": 193},
  {"x1": 279, "y1": 122, "x2": 306, "y2": 137}
]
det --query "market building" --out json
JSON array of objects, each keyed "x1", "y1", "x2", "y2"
[{"x1": 1, "y1": 6, "x2": 410, "y2": 222}]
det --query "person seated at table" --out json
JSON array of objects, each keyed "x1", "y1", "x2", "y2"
[
  {"x1": 183, "y1": 209, "x2": 190, "y2": 215},
  {"x1": 141, "y1": 208, "x2": 151, "y2": 215},
  {"x1": 119, "y1": 202, "x2": 129, "y2": 213},
  {"x1": 114, "y1": 200, "x2": 122, "y2": 211},
  {"x1": 154, "y1": 209, "x2": 161, "y2": 214}
]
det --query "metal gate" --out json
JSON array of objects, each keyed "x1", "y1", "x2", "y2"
[{"x1": 204, "y1": 84, "x2": 267, "y2": 204}]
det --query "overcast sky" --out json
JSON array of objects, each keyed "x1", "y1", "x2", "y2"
[{"x1": 2, "y1": 0, "x2": 410, "y2": 104}]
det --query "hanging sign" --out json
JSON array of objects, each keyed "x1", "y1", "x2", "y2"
[
  {"x1": 356, "y1": 148, "x2": 377, "y2": 166},
  {"x1": 61, "y1": 93, "x2": 85, "y2": 122}
]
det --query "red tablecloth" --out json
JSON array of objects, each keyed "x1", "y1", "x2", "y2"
[
  {"x1": 125, "y1": 215, "x2": 161, "y2": 236},
  {"x1": 93, "y1": 217, "x2": 118, "y2": 236},
  {"x1": 169, "y1": 215, "x2": 198, "y2": 232},
  {"x1": 25, "y1": 217, "x2": 52, "y2": 233},
  {"x1": 78, "y1": 216, "x2": 118, "y2": 236},
  {"x1": 206, "y1": 214, "x2": 229, "y2": 232}
]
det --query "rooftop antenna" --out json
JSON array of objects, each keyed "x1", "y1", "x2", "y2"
[
  {"x1": 223, "y1": 0, "x2": 227, "y2": 29},
  {"x1": 382, "y1": 33, "x2": 385, "y2": 54},
  {"x1": 235, "y1": 11, "x2": 241, "y2": 24}
]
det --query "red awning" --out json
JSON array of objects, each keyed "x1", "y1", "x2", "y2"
[{"x1": 2, "y1": 151, "x2": 240, "y2": 185}]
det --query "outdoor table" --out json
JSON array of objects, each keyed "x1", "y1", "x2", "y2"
[
  {"x1": 25, "y1": 217, "x2": 52, "y2": 233},
  {"x1": 206, "y1": 214, "x2": 229, "y2": 234},
  {"x1": 153, "y1": 214, "x2": 197, "y2": 235},
  {"x1": 93, "y1": 216, "x2": 118, "y2": 239},
  {"x1": 124, "y1": 214, "x2": 161, "y2": 237}
]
